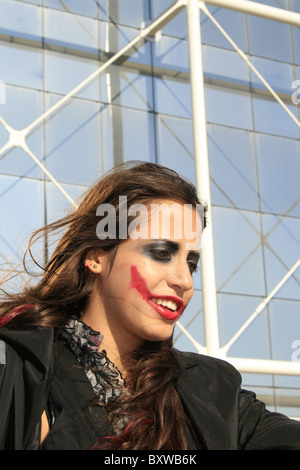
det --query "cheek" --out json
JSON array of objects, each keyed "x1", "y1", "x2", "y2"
[{"x1": 129, "y1": 265, "x2": 152, "y2": 300}]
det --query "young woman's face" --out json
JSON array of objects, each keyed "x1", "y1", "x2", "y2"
[{"x1": 92, "y1": 200, "x2": 202, "y2": 349}]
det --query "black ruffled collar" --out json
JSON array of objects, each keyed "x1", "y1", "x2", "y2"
[{"x1": 60, "y1": 318, "x2": 125, "y2": 404}]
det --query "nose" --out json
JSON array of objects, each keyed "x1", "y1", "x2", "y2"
[{"x1": 166, "y1": 259, "x2": 194, "y2": 293}]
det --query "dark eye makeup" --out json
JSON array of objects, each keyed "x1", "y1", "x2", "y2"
[{"x1": 141, "y1": 240, "x2": 200, "y2": 274}]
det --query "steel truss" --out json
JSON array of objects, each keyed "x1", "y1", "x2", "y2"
[{"x1": 0, "y1": 0, "x2": 299, "y2": 379}]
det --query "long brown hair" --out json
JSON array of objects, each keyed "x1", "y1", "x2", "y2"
[{"x1": 0, "y1": 161, "x2": 206, "y2": 449}]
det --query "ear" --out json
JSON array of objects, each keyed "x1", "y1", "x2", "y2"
[{"x1": 84, "y1": 249, "x2": 105, "y2": 274}]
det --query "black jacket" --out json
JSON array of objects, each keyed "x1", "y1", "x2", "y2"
[{"x1": 1, "y1": 326, "x2": 300, "y2": 450}]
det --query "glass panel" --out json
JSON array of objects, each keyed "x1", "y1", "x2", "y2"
[
  {"x1": 151, "y1": 0, "x2": 186, "y2": 38},
  {"x1": 44, "y1": 94, "x2": 102, "y2": 185},
  {"x1": 250, "y1": 56, "x2": 294, "y2": 95},
  {"x1": 256, "y1": 134, "x2": 300, "y2": 216},
  {"x1": 0, "y1": 85, "x2": 43, "y2": 130},
  {"x1": 0, "y1": 0, "x2": 42, "y2": 42},
  {"x1": 269, "y1": 298, "x2": 300, "y2": 361},
  {"x1": 99, "y1": 21, "x2": 151, "y2": 65},
  {"x1": 218, "y1": 292, "x2": 271, "y2": 360},
  {"x1": 156, "y1": 115, "x2": 195, "y2": 183},
  {"x1": 0, "y1": 131, "x2": 43, "y2": 180},
  {"x1": 153, "y1": 35, "x2": 189, "y2": 73},
  {"x1": 44, "y1": 0, "x2": 97, "y2": 18},
  {"x1": 99, "y1": 106, "x2": 155, "y2": 165},
  {"x1": 207, "y1": 125, "x2": 259, "y2": 211},
  {"x1": 203, "y1": 45, "x2": 250, "y2": 86},
  {"x1": 0, "y1": 85, "x2": 43, "y2": 179},
  {"x1": 249, "y1": 0, "x2": 288, "y2": 7},
  {"x1": 44, "y1": 50, "x2": 100, "y2": 100},
  {"x1": 247, "y1": 15, "x2": 292, "y2": 62},
  {"x1": 100, "y1": 65, "x2": 154, "y2": 112},
  {"x1": 0, "y1": 41, "x2": 43, "y2": 90},
  {"x1": 44, "y1": 8, "x2": 98, "y2": 54},
  {"x1": 173, "y1": 290, "x2": 205, "y2": 353},
  {"x1": 262, "y1": 214, "x2": 300, "y2": 300},
  {"x1": 200, "y1": 6, "x2": 247, "y2": 52},
  {"x1": 253, "y1": 97, "x2": 298, "y2": 139},
  {"x1": 45, "y1": 181, "x2": 86, "y2": 224},
  {"x1": 0, "y1": 175, "x2": 44, "y2": 264},
  {"x1": 154, "y1": 77, "x2": 191, "y2": 118},
  {"x1": 121, "y1": 108, "x2": 155, "y2": 162},
  {"x1": 290, "y1": 0, "x2": 300, "y2": 12},
  {"x1": 212, "y1": 206, "x2": 265, "y2": 296},
  {"x1": 98, "y1": 0, "x2": 150, "y2": 27},
  {"x1": 292, "y1": 27, "x2": 300, "y2": 65},
  {"x1": 205, "y1": 85, "x2": 253, "y2": 130}
]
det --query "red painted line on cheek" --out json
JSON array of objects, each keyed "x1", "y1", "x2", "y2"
[{"x1": 130, "y1": 265, "x2": 151, "y2": 300}]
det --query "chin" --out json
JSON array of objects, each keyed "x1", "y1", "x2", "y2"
[{"x1": 142, "y1": 326, "x2": 175, "y2": 343}]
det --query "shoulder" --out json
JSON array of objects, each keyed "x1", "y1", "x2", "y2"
[
  {"x1": 176, "y1": 350, "x2": 241, "y2": 385},
  {"x1": 0, "y1": 327, "x2": 55, "y2": 371}
]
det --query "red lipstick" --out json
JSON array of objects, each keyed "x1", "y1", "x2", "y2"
[{"x1": 130, "y1": 265, "x2": 186, "y2": 320}]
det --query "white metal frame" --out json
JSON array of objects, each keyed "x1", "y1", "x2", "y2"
[{"x1": 0, "y1": 0, "x2": 299, "y2": 378}]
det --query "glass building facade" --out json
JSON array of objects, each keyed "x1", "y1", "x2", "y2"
[{"x1": 0, "y1": 0, "x2": 299, "y2": 417}]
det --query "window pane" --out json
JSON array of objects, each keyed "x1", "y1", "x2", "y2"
[
  {"x1": 98, "y1": 0, "x2": 150, "y2": 27},
  {"x1": 262, "y1": 214, "x2": 300, "y2": 300},
  {"x1": 44, "y1": 50, "x2": 100, "y2": 100},
  {"x1": 207, "y1": 125, "x2": 259, "y2": 211},
  {"x1": 201, "y1": 6, "x2": 247, "y2": 52},
  {"x1": 203, "y1": 45, "x2": 249, "y2": 86},
  {"x1": 0, "y1": 175, "x2": 44, "y2": 264},
  {"x1": 151, "y1": 0, "x2": 186, "y2": 38},
  {"x1": 154, "y1": 77, "x2": 191, "y2": 118},
  {"x1": 100, "y1": 66, "x2": 154, "y2": 112},
  {"x1": 250, "y1": 56, "x2": 294, "y2": 95},
  {"x1": 218, "y1": 292, "x2": 271, "y2": 360},
  {"x1": 205, "y1": 85, "x2": 253, "y2": 130},
  {"x1": 292, "y1": 27, "x2": 300, "y2": 66},
  {"x1": 153, "y1": 35, "x2": 189, "y2": 73},
  {"x1": 44, "y1": 0, "x2": 97, "y2": 18},
  {"x1": 99, "y1": 21, "x2": 151, "y2": 65},
  {"x1": 212, "y1": 206, "x2": 265, "y2": 296},
  {"x1": 0, "y1": 41, "x2": 43, "y2": 90},
  {"x1": 0, "y1": 0, "x2": 42, "y2": 41},
  {"x1": 173, "y1": 290, "x2": 205, "y2": 353},
  {"x1": 256, "y1": 134, "x2": 300, "y2": 216},
  {"x1": 44, "y1": 94, "x2": 102, "y2": 185},
  {"x1": 247, "y1": 15, "x2": 292, "y2": 62},
  {"x1": 44, "y1": 8, "x2": 98, "y2": 53},
  {"x1": 269, "y1": 298, "x2": 300, "y2": 361},
  {"x1": 100, "y1": 106, "x2": 155, "y2": 164},
  {"x1": 253, "y1": 97, "x2": 298, "y2": 139},
  {"x1": 156, "y1": 115, "x2": 195, "y2": 182}
]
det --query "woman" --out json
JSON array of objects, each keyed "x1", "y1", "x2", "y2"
[{"x1": 0, "y1": 161, "x2": 300, "y2": 450}]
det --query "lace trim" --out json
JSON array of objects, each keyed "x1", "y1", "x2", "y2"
[{"x1": 60, "y1": 318, "x2": 125, "y2": 404}]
